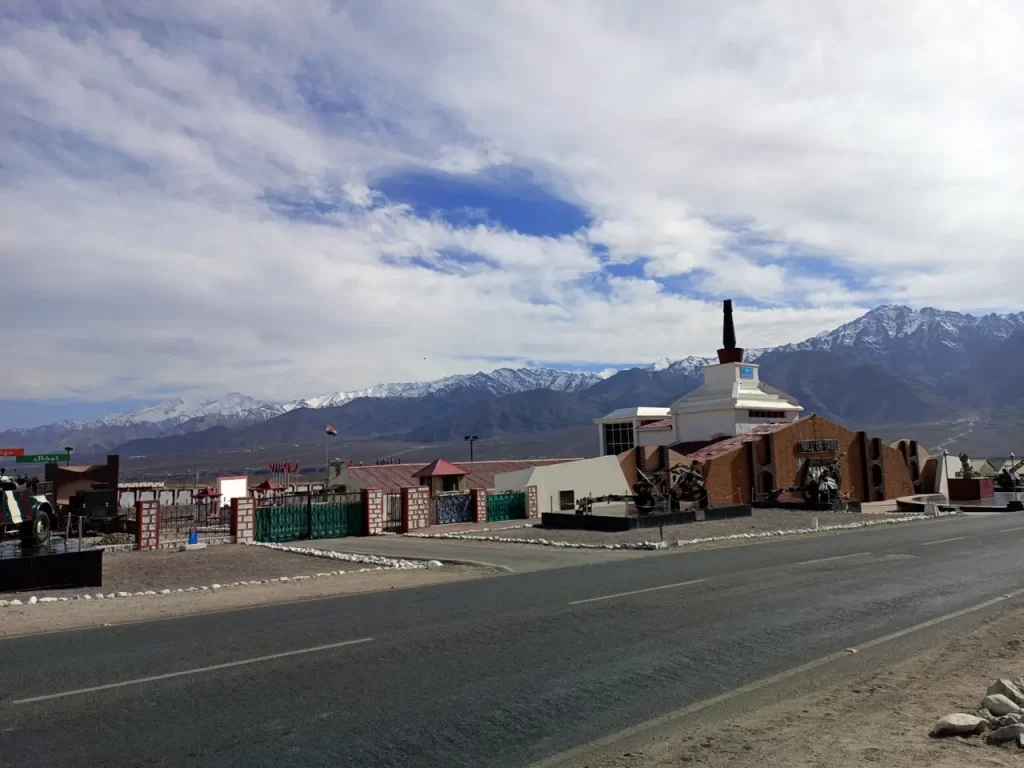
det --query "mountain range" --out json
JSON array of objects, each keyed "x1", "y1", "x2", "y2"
[{"x1": 6, "y1": 304, "x2": 1024, "y2": 460}]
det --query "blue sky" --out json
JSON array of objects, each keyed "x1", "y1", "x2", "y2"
[{"x1": 2, "y1": 2, "x2": 1021, "y2": 429}]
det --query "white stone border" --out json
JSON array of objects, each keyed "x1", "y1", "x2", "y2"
[
  {"x1": 406, "y1": 521, "x2": 538, "y2": 537},
  {"x1": 406, "y1": 531, "x2": 669, "y2": 550},
  {"x1": 245, "y1": 540, "x2": 426, "y2": 569},
  {"x1": 674, "y1": 513, "x2": 944, "y2": 546}
]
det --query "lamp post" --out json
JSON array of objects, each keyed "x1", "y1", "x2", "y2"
[
  {"x1": 464, "y1": 435, "x2": 479, "y2": 462},
  {"x1": 1013, "y1": 452, "x2": 1018, "y2": 505},
  {"x1": 64, "y1": 446, "x2": 73, "y2": 467}
]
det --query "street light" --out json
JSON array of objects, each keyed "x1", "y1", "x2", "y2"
[
  {"x1": 1013, "y1": 452, "x2": 1018, "y2": 505},
  {"x1": 64, "y1": 446, "x2": 73, "y2": 467},
  {"x1": 464, "y1": 435, "x2": 479, "y2": 462}
]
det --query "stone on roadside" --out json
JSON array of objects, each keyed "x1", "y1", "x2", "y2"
[
  {"x1": 159, "y1": 589, "x2": 171, "y2": 595},
  {"x1": 987, "y1": 723, "x2": 1024, "y2": 744},
  {"x1": 989, "y1": 679, "x2": 1024, "y2": 707},
  {"x1": 931, "y1": 713, "x2": 988, "y2": 738},
  {"x1": 427, "y1": 560, "x2": 443, "y2": 569},
  {"x1": 27, "y1": 596, "x2": 37, "y2": 604},
  {"x1": 995, "y1": 714, "x2": 1023, "y2": 727},
  {"x1": 9, "y1": 599, "x2": 22, "y2": 606},
  {"x1": 0, "y1": 600, "x2": 8, "y2": 608},
  {"x1": 38, "y1": 596, "x2": 56, "y2": 603},
  {"x1": 95, "y1": 593, "x2": 104, "y2": 599},
  {"x1": 983, "y1": 694, "x2": 1021, "y2": 716}
]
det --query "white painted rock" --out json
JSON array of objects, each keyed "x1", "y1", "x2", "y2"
[
  {"x1": 988, "y1": 679, "x2": 1024, "y2": 707},
  {"x1": 987, "y1": 722, "x2": 1024, "y2": 743},
  {"x1": 159, "y1": 589, "x2": 171, "y2": 595},
  {"x1": 931, "y1": 713, "x2": 987, "y2": 737},
  {"x1": 27, "y1": 596, "x2": 37, "y2": 605},
  {"x1": 427, "y1": 560, "x2": 444, "y2": 569},
  {"x1": 211, "y1": 584, "x2": 222, "y2": 590},
  {"x1": 117, "y1": 591, "x2": 130, "y2": 597},
  {"x1": 9, "y1": 599, "x2": 22, "y2": 606},
  {"x1": 95, "y1": 593, "x2": 104, "y2": 599},
  {"x1": 143, "y1": 590, "x2": 156, "y2": 596},
  {"x1": 983, "y1": 694, "x2": 1021, "y2": 716},
  {"x1": 38, "y1": 596, "x2": 57, "y2": 603},
  {"x1": 0, "y1": 600, "x2": 8, "y2": 608}
]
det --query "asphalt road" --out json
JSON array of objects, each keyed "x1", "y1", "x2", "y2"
[{"x1": 3, "y1": 512, "x2": 1024, "y2": 768}]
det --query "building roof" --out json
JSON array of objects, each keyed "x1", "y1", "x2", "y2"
[
  {"x1": 672, "y1": 422, "x2": 793, "y2": 463},
  {"x1": 252, "y1": 480, "x2": 284, "y2": 491},
  {"x1": 595, "y1": 406, "x2": 671, "y2": 424},
  {"x1": 411, "y1": 458, "x2": 469, "y2": 479},
  {"x1": 637, "y1": 418, "x2": 673, "y2": 431},
  {"x1": 342, "y1": 458, "x2": 580, "y2": 492}
]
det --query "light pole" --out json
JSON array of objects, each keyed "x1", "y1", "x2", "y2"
[
  {"x1": 464, "y1": 435, "x2": 479, "y2": 462},
  {"x1": 64, "y1": 446, "x2": 73, "y2": 467},
  {"x1": 1013, "y1": 452, "x2": 1018, "y2": 505}
]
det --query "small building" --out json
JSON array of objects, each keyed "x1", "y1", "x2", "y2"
[
  {"x1": 493, "y1": 455, "x2": 630, "y2": 514},
  {"x1": 411, "y1": 458, "x2": 469, "y2": 495}
]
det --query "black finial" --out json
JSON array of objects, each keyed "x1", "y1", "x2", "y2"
[{"x1": 722, "y1": 299, "x2": 736, "y2": 350}]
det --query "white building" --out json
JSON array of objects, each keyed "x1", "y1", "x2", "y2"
[
  {"x1": 593, "y1": 407, "x2": 671, "y2": 456},
  {"x1": 668, "y1": 360, "x2": 802, "y2": 444},
  {"x1": 493, "y1": 455, "x2": 630, "y2": 513}
]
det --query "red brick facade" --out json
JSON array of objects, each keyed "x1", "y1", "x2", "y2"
[
  {"x1": 526, "y1": 485, "x2": 539, "y2": 518},
  {"x1": 472, "y1": 488, "x2": 488, "y2": 523},
  {"x1": 135, "y1": 499, "x2": 159, "y2": 550},
  {"x1": 364, "y1": 488, "x2": 384, "y2": 534},
  {"x1": 402, "y1": 486, "x2": 431, "y2": 531},
  {"x1": 231, "y1": 497, "x2": 255, "y2": 543}
]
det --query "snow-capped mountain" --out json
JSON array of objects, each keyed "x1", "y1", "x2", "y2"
[{"x1": 102, "y1": 393, "x2": 283, "y2": 427}]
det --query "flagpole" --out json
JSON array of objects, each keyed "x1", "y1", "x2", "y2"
[{"x1": 324, "y1": 430, "x2": 329, "y2": 487}]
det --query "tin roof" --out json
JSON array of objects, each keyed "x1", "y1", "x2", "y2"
[
  {"x1": 637, "y1": 418, "x2": 673, "y2": 431},
  {"x1": 672, "y1": 422, "x2": 792, "y2": 462},
  {"x1": 343, "y1": 458, "x2": 580, "y2": 492}
]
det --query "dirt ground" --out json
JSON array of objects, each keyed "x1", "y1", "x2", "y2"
[
  {"x1": 429, "y1": 509, "x2": 925, "y2": 547},
  {"x1": 575, "y1": 606, "x2": 1024, "y2": 768},
  {"x1": 0, "y1": 546, "x2": 496, "y2": 638}
]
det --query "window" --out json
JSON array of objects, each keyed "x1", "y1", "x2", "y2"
[
  {"x1": 602, "y1": 422, "x2": 634, "y2": 455},
  {"x1": 441, "y1": 475, "x2": 461, "y2": 492},
  {"x1": 559, "y1": 490, "x2": 575, "y2": 511},
  {"x1": 747, "y1": 410, "x2": 786, "y2": 419}
]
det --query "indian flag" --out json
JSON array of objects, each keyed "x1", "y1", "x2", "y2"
[{"x1": 325, "y1": 424, "x2": 337, "y2": 436}]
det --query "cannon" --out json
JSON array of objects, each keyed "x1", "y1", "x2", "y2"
[
  {"x1": 575, "y1": 461, "x2": 709, "y2": 515},
  {"x1": 996, "y1": 458, "x2": 1024, "y2": 492},
  {"x1": 764, "y1": 454, "x2": 844, "y2": 507}
]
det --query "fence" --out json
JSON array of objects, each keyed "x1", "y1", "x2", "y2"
[
  {"x1": 486, "y1": 491, "x2": 527, "y2": 522},
  {"x1": 384, "y1": 493, "x2": 403, "y2": 533},
  {"x1": 433, "y1": 491, "x2": 474, "y2": 525},
  {"x1": 254, "y1": 491, "x2": 364, "y2": 543},
  {"x1": 159, "y1": 500, "x2": 231, "y2": 542}
]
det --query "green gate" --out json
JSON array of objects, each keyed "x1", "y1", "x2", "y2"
[
  {"x1": 255, "y1": 492, "x2": 365, "y2": 543},
  {"x1": 486, "y1": 491, "x2": 526, "y2": 522}
]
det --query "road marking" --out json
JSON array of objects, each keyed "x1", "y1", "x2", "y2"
[
  {"x1": 569, "y1": 579, "x2": 706, "y2": 605},
  {"x1": 920, "y1": 536, "x2": 968, "y2": 546},
  {"x1": 531, "y1": 587, "x2": 1024, "y2": 768},
  {"x1": 11, "y1": 637, "x2": 373, "y2": 705},
  {"x1": 1000, "y1": 526, "x2": 1024, "y2": 533},
  {"x1": 794, "y1": 552, "x2": 870, "y2": 566}
]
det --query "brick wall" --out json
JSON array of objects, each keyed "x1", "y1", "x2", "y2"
[
  {"x1": 135, "y1": 499, "x2": 160, "y2": 550},
  {"x1": 472, "y1": 488, "x2": 488, "y2": 523},
  {"x1": 526, "y1": 485, "x2": 539, "y2": 518},
  {"x1": 231, "y1": 497, "x2": 255, "y2": 543},
  {"x1": 880, "y1": 443, "x2": 918, "y2": 500},
  {"x1": 364, "y1": 488, "x2": 384, "y2": 534},
  {"x1": 703, "y1": 447, "x2": 750, "y2": 504},
  {"x1": 402, "y1": 486, "x2": 431, "y2": 531}
]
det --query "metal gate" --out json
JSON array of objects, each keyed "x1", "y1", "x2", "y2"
[
  {"x1": 160, "y1": 499, "x2": 230, "y2": 542},
  {"x1": 255, "y1": 491, "x2": 364, "y2": 543},
  {"x1": 383, "y1": 493, "x2": 403, "y2": 533},
  {"x1": 486, "y1": 491, "x2": 526, "y2": 522},
  {"x1": 433, "y1": 491, "x2": 473, "y2": 525}
]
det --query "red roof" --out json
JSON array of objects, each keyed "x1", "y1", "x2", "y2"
[
  {"x1": 411, "y1": 458, "x2": 469, "y2": 479},
  {"x1": 638, "y1": 418, "x2": 673, "y2": 431},
  {"x1": 341, "y1": 458, "x2": 580, "y2": 493},
  {"x1": 673, "y1": 422, "x2": 792, "y2": 462},
  {"x1": 252, "y1": 480, "x2": 284, "y2": 491}
]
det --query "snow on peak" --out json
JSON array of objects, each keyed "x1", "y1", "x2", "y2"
[{"x1": 103, "y1": 393, "x2": 273, "y2": 426}]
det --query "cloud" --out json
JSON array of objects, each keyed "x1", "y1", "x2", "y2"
[{"x1": 3, "y1": 2, "x2": 1018, "y2": 405}]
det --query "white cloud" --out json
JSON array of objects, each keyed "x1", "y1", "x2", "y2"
[{"x1": 2, "y1": 2, "x2": 1019, "y2": 404}]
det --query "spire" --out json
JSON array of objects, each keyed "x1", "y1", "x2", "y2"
[{"x1": 717, "y1": 299, "x2": 745, "y2": 364}]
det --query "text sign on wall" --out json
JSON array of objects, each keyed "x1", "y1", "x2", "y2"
[
  {"x1": 797, "y1": 439, "x2": 839, "y2": 454},
  {"x1": 0, "y1": 448, "x2": 24, "y2": 457},
  {"x1": 739, "y1": 366, "x2": 755, "y2": 380},
  {"x1": 15, "y1": 453, "x2": 70, "y2": 464}
]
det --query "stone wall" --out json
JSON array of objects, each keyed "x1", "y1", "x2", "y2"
[
  {"x1": 526, "y1": 485, "x2": 539, "y2": 518},
  {"x1": 364, "y1": 488, "x2": 384, "y2": 534},
  {"x1": 472, "y1": 488, "x2": 488, "y2": 523},
  {"x1": 231, "y1": 497, "x2": 255, "y2": 543},
  {"x1": 402, "y1": 486, "x2": 431, "y2": 531},
  {"x1": 136, "y1": 499, "x2": 160, "y2": 550}
]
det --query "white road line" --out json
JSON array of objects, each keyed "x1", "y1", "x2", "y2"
[
  {"x1": 1000, "y1": 526, "x2": 1024, "y2": 533},
  {"x1": 920, "y1": 536, "x2": 968, "y2": 546},
  {"x1": 531, "y1": 587, "x2": 1024, "y2": 768},
  {"x1": 12, "y1": 637, "x2": 373, "y2": 705},
  {"x1": 569, "y1": 579, "x2": 706, "y2": 605},
  {"x1": 794, "y1": 552, "x2": 870, "y2": 566}
]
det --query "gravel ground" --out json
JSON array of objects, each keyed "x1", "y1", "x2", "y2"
[
  {"x1": 460, "y1": 508, "x2": 905, "y2": 545},
  {"x1": 0, "y1": 544, "x2": 380, "y2": 599}
]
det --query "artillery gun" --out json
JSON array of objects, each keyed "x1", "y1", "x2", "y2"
[
  {"x1": 575, "y1": 461, "x2": 709, "y2": 515},
  {"x1": 996, "y1": 458, "x2": 1024, "y2": 492},
  {"x1": 764, "y1": 454, "x2": 845, "y2": 507}
]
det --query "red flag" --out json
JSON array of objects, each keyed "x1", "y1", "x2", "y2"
[
  {"x1": 294, "y1": 462, "x2": 299, "y2": 472},
  {"x1": 285, "y1": 462, "x2": 291, "y2": 473},
  {"x1": 268, "y1": 462, "x2": 273, "y2": 470}
]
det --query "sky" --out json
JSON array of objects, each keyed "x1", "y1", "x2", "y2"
[{"x1": 2, "y1": 1, "x2": 1023, "y2": 426}]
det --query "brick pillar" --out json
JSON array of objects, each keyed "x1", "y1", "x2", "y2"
[
  {"x1": 402, "y1": 486, "x2": 431, "y2": 531},
  {"x1": 363, "y1": 488, "x2": 384, "y2": 534},
  {"x1": 135, "y1": 499, "x2": 160, "y2": 551},
  {"x1": 472, "y1": 488, "x2": 489, "y2": 523},
  {"x1": 525, "y1": 485, "x2": 539, "y2": 519},
  {"x1": 231, "y1": 497, "x2": 255, "y2": 543}
]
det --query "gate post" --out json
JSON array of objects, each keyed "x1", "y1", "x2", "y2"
[
  {"x1": 136, "y1": 499, "x2": 160, "y2": 550},
  {"x1": 472, "y1": 488, "x2": 488, "y2": 524},
  {"x1": 231, "y1": 497, "x2": 255, "y2": 543},
  {"x1": 306, "y1": 492, "x2": 313, "y2": 539},
  {"x1": 402, "y1": 486, "x2": 431, "y2": 532},
  {"x1": 363, "y1": 488, "x2": 384, "y2": 535},
  {"x1": 526, "y1": 485, "x2": 539, "y2": 519}
]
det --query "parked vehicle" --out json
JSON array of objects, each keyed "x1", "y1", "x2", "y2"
[{"x1": 0, "y1": 471, "x2": 57, "y2": 546}]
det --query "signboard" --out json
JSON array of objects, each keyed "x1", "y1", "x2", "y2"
[
  {"x1": 739, "y1": 366, "x2": 755, "y2": 380},
  {"x1": 797, "y1": 439, "x2": 839, "y2": 454},
  {"x1": 15, "y1": 453, "x2": 70, "y2": 464},
  {"x1": 0, "y1": 448, "x2": 24, "y2": 457}
]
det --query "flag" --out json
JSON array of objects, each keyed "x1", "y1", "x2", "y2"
[
  {"x1": 325, "y1": 424, "x2": 337, "y2": 436},
  {"x1": 285, "y1": 463, "x2": 291, "y2": 473}
]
